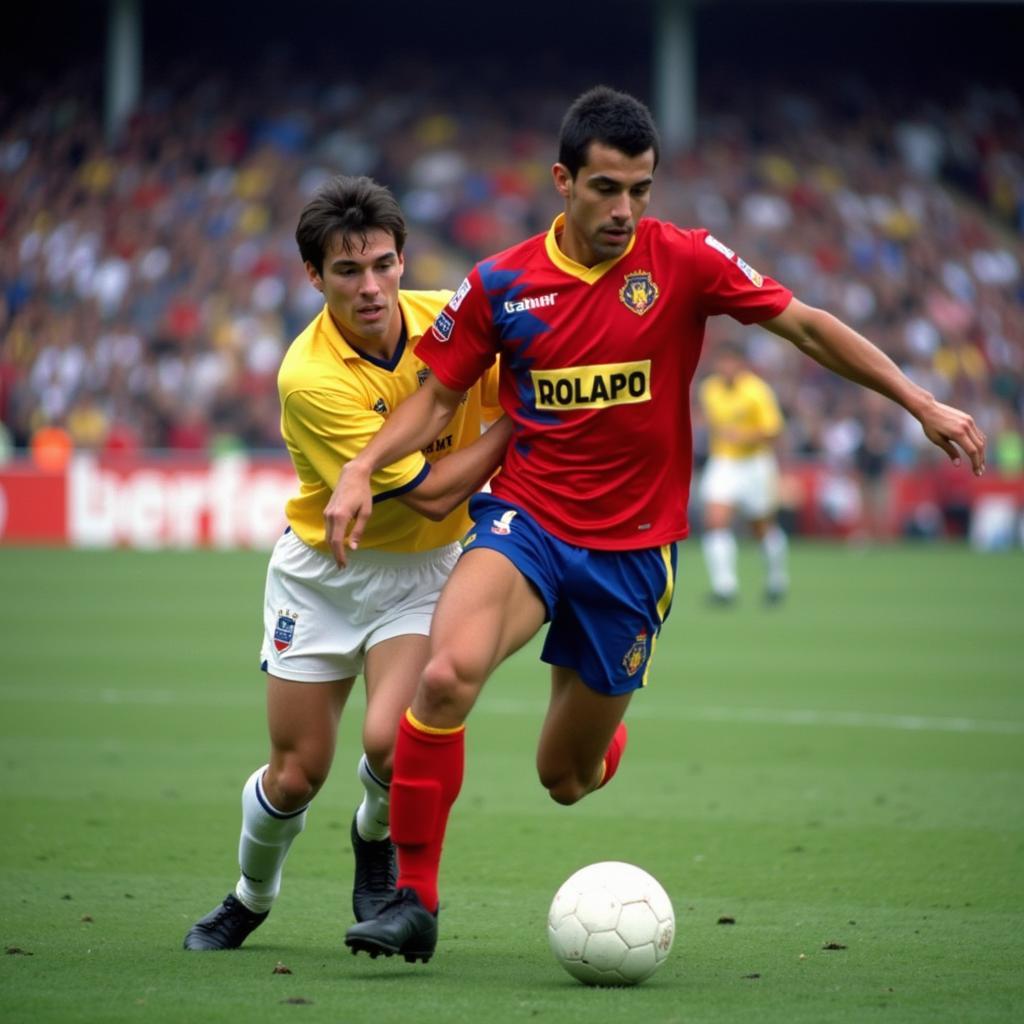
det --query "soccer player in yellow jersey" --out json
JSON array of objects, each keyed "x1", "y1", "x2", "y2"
[
  {"x1": 183, "y1": 176, "x2": 510, "y2": 950},
  {"x1": 698, "y1": 341, "x2": 788, "y2": 604}
]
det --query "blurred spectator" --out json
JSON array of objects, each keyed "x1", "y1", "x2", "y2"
[
  {"x1": 0, "y1": 420, "x2": 12, "y2": 464},
  {"x1": 993, "y1": 403, "x2": 1024, "y2": 477},
  {"x1": 29, "y1": 424, "x2": 72, "y2": 471},
  {"x1": 0, "y1": 58, "x2": 1021, "y2": 490},
  {"x1": 854, "y1": 392, "x2": 899, "y2": 540}
]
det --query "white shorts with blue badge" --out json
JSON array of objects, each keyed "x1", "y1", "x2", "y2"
[{"x1": 259, "y1": 528, "x2": 461, "y2": 682}]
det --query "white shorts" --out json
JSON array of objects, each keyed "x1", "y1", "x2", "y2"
[
  {"x1": 699, "y1": 452, "x2": 779, "y2": 520},
  {"x1": 259, "y1": 529, "x2": 461, "y2": 683}
]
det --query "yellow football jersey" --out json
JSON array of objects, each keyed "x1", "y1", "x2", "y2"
[
  {"x1": 699, "y1": 370, "x2": 783, "y2": 460},
  {"x1": 278, "y1": 290, "x2": 501, "y2": 554}
]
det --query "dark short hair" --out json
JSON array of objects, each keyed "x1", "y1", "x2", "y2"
[
  {"x1": 295, "y1": 175, "x2": 407, "y2": 274},
  {"x1": 558, "y1": 86, "x2": 660, "y2": 178}
]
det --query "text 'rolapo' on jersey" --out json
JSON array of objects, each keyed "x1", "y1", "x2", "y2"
[{"x1": 415, "y1": 215, "x2": 792, "y2": 550}]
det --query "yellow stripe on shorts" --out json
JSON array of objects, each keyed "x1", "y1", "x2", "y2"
[{"x1": 642, "y1": 545, "x2": 676, "y2": 688}]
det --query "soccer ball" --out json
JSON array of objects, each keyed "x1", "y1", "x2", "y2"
[{"x1": 547, "y1": 861, "x2": 675, "y2": 986}]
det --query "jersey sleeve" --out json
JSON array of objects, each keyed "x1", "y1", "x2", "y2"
[
  {"x1": 283, "y1": 388, "x2": 429, "y2": 502},
  {"x1": 414, "y1": 266, "x2": 498, "y2": 393},
  {"x1": 752, "y1": 378, "x2": 784, "y2": 437},
  {"x1": 692, "y1": 229, "x2": 793, "y2": 324}
]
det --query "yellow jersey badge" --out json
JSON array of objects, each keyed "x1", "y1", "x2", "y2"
[{"x1": 619, "y1": 271, "x2": 660, "y2": 316}]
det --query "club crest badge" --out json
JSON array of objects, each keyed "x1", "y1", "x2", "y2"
[
  {"x1": 432, "y1": 310, "x2": 454, "y2": 342},
  {"x1": 622, "y1": 630, "x2": 648, "y2": 677},
  {"x1": 619, "y1": 271, "x2": 659, "y2": 316},
  {"x1": 417, "y1": 368, "x2": 430, "y2": 387},
  {"x1": 273, "y1": 610, "x2": 298, "y2": 653}
]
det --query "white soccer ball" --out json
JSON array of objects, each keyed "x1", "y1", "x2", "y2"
[{"x1": 547, "y1": 861, "x2": 675, "y2": 986}]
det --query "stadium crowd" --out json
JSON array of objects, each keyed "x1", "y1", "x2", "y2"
[{"x1": 1, "y1": 61, "x2": 1022, "y2": 484}]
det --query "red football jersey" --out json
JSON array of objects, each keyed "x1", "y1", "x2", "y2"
[{"x1": 417, "y1": 215, "x2": 792, "y2": 549}]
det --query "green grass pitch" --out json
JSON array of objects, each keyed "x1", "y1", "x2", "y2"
[{"x1": 1, "y1": 543, "x2": 1022, "y2": 1023}]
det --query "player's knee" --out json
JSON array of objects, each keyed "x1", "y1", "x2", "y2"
[
  {"x1": 267, "y1": 755, "x2": 328, "y2": 810},
  {"x1": 361, "y1": 730, "x2": 394, "y2": 781},
  {"x1": 419, "y1": 652, "x2": 478, "y2": 719},
  {"x1": 546, "y1": 778, "x2": 589, "y2": 806},
  {"x1": 539, "y1": 766, "x2": 589, "y2": 806}
]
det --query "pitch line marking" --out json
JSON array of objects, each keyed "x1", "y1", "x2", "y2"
[
  {"x1": 0, "y1": 687, "x2": 1022, "y2": 735},
  {"x1": 480, "y1": 698, "x2": 1024, "y2": 735}
]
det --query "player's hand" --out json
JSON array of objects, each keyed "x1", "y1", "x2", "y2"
[
  {"x1": 324, "y1": 462, "x2": 373, "y2": 568},
  {"x1": 917, "y1": 398, "x2": 987, "y2": 476}
]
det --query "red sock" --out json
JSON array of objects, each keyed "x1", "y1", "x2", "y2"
[
  {"x1": 597, "y1": 722, "x2": 628, "y2": 789},
  {"x1": 389, "y1": 710, "x2": 465, "y2": 913}
]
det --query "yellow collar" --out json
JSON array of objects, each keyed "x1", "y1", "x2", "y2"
[
  {"x1": 319, "y1": 306, "x2": 360, "y2": 362},
  {"x1": 544, "y1": 213, "x2": 637, "y2": 284},
  {"x1": 319, "y1": 300, "x2": 414, "y2": 365}
]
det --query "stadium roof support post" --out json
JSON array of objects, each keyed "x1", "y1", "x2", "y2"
[
  {"x1": 653, "y1": 0, "x2": 697, "y2": 156},
  {"x1": 104, "y1": 0, "x2": 142, "y2": 146}
]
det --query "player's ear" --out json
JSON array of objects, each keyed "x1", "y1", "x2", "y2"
[
  {"x1": 552, "y1": 163, "x2": 573, "y2": 199},
  {"x1": 304, "y1": 260, "x2": 323, "y2": 292},
  {"x1": 397, "y1": 251, "x2": 405, "y2": 278}
]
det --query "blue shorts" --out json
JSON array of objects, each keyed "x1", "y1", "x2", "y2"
[{"x1": 463, "y1": 494, "x2": 677, "y2": 696}]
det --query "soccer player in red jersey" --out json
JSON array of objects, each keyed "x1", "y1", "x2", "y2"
[{"x1": 328, "y1": 87, "x2": 987, "y2": 962}]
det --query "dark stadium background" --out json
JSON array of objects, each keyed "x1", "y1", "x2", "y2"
[
  {"x1": 2, "y1": 0, "x2": 1022, "y2": 546},
  {"x1": 7, "y1": 1, "x2": 1022, "y2": 89}
]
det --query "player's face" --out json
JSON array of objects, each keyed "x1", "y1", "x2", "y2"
[
  {"x1": 715, "y1": 353, "x2": 744, "y2": 383},
  {"x1": 305, "y1": 228, "x2": 405, "y2": 348},
  {"x1": 553, "y1": 142, "x2": 655, "y2": 266}
]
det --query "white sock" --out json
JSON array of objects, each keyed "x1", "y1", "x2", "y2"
[
  {"x1": 702, "y1": 528, "x2": 738, "y2": 597},
  {"x1": 355, "y1": 754, "x2": 390, "y2": 841},
  {"x1": 761, "y1": 525, "x2": 789, "y2": 593},
  {"x1": 234, "y1": 765, "x2": 307, "y2": 914}
]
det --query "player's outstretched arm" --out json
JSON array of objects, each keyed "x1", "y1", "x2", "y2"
[
  {"x1": 762, "y1": 298, "x2": 987, "y2": 476},
  {"x1": 398, "y1": 415, "x2": 513, "y2": 522},
  {"x1": 325, "y1": 375, "x2": 465, "y2": 567}
]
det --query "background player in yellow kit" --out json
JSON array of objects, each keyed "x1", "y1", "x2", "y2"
[
  {"x1": 698, "y1": 340, "x2": 788, "y2": 604},
  {"x1": 183, "y1": 175, "x2": 508, "y2": 950}
]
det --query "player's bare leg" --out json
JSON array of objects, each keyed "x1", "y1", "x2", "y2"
[
  {"x1": 536, "y1": 666, "x2": 633, "y2": 805},
  {"x1": 345, "y1": 549, "x2": 546, "y2": 961},
  {"x1": 184, "y1": 675, "x2": 353, "y2": 950},
  {"x1": 413, "y1": 548, "x2": 547, "y2": 727},
  {"x1": 350, "y1": 635, "x2": 430, "y2": 922},
  {"x1": 362, "y1": 634, "x2": 430, "y2": 781},
  {"x1": 702, "y1": 500, "x2": 738, "y2": 603},
  {"x1": 750, "y1": 514, "x2": 788, "y2": 604},
  {"x1": 264, "y1": 674, "x2": 354, "y2": 810}
]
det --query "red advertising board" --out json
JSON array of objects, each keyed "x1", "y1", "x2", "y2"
[
  {"x1": 0, "y1": 464, "x2": 67, "y2": 543},
  {"x1": 0, "y1": 454, "x2": 1020, "y2": 548},
  {"x1": 0, "y1": 454, "x2": 296, "y2": 549}
]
